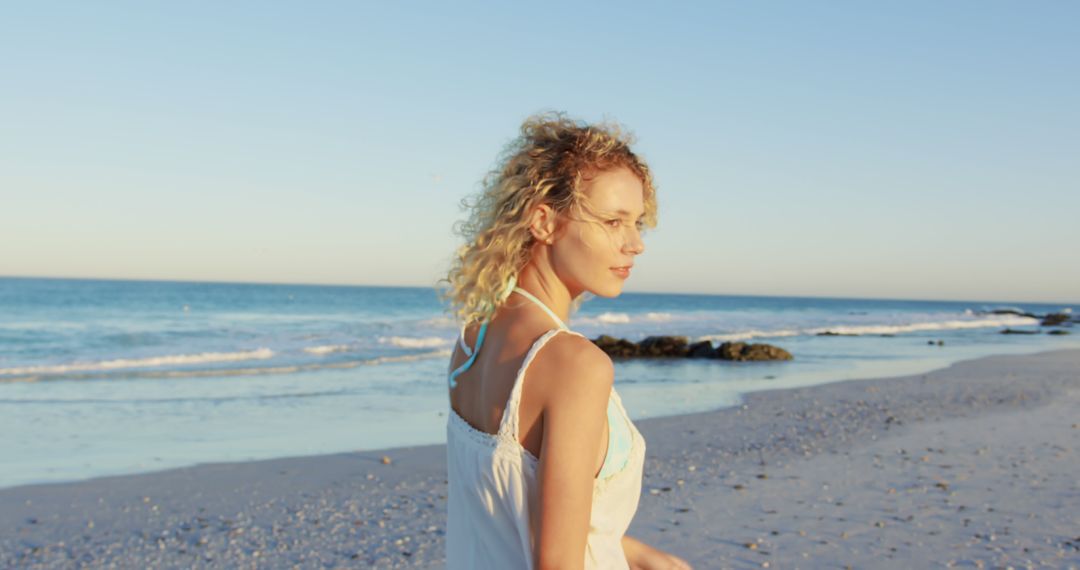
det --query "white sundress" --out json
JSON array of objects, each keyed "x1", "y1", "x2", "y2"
[{"x1": 445, "y1": 289, "x2": 647, "y2": 569}]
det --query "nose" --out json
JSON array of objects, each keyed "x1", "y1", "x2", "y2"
[{"x1": 624, "y1": 227, "x2": 645, "y2": 256}]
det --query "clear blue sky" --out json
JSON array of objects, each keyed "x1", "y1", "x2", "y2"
[{"x1": 2, "y1": 2, "x2": 1077, "y2": 303}]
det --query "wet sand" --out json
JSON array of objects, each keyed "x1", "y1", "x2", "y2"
[{"x1": 2, "y1": 349, "x2": 1078, "y2": 569}]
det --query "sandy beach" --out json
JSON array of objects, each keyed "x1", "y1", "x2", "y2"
[{"x1": 2, "y1": 348, "x2": 1077, "y2": 569}]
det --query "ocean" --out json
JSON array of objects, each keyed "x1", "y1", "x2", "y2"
[{"x1": 1, "y1": 276, "x2": 1076, "y2": 489}]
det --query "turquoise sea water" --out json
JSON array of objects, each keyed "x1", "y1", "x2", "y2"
[{"x1": 1, "y1": 276, "x2": 1076, "y2": 489}]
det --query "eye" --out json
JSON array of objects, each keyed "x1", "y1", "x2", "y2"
[
  {"x1": 606, "y1": 219, "x2": 623, "y2": 228},
  {"x1": 634, "y1": 220, "x2": 645, "y2": 230}
]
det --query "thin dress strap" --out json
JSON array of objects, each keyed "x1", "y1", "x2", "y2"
[{"x1": 498, "y1": 327, "x2": 584, "y2": 440}]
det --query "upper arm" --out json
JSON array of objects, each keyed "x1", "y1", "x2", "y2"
[{"x1": 531, "y1": 335, "x2": 614, "y2": 570}]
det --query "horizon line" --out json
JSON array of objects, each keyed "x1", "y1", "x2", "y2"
[{"x1": 2, "y1": 273, "x2": 1076, "y2": 308}]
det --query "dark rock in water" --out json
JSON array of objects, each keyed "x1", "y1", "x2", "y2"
[
  {"x1": 1000, "y1": 328, "x2": 1039, "y2": 335},
  {"x1": 592, "y1": 335, "x2": 640, "y2": 357},
  {"x1": 1041, "y1": 312, "x2": 1071, "y2": 326},
  {"x1": 817, "y1": 331, "x2": 857, "y2": 336},
  {"x1": 687, "y1": 340, "x2": 715, "y2": 358},
  {"x1": 937, "y1": 340, "x2": 945, "y2": 346},
  {"x1": 638, "y1": 335, "x2": 690, "y2": 357},
  {"x1": 985, "y1": 308, "x2": 1039, "y2": 319},
  {"x1": 1048, "y1": 329, "x2": 1071, "y2": 335},
  {"x1": 592, "y1": 336, "x2": 792, "y2": 361},
  {"x1": 716, "y1": 342, "x2": 793, "y2": 361}
]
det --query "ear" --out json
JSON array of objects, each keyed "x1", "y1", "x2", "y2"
[{"x1": 528, "y1": 203, "x2": 558, "y2": 244}]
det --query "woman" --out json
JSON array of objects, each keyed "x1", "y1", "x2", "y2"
[{"x1": 440, "y1": 112, "x2": 692, "y2": 570}]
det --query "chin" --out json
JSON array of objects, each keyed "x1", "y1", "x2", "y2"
[{"x1": 590, "y1": 281, "x2": 625, "y2": 299}]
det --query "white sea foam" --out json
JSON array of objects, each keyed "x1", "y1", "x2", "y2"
[
  {"x1": 578, "y1": 312, "x2": 675, "y2": 326},
  {"x1": 0, "y1": 348, "x2": 275, "y2": 377},
  {"x1": 303, "y1": 344, "x2": 352, "y2": 355},
  {"x1": 699, "y1": 315, "x2": 1039, "y2": 343},
  {"x1": 595, "y1": 312, "x2": 631, "y2": 324},
  {"x1": 807, "y1": 316, "x2": 1039, "y2": 336},
  {"x1": 419, "y1": 316, "x2": 457, "y2": 328},
  {"x1": 378, "y1": 336, "x2": 451, "y2": 349},
  {"x1": 702, "y1": 329, "x2": 802, "y2": 342},
  {"x1": 364, "y1": 349, "x2": 453, "y2": 365},
  {"x1": 0, "y1": 348, "x2": 456, "y2": 383}
]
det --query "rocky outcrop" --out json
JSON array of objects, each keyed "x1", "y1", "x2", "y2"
[
  {"x1": 687, "y1": 341, "x2": 714, "y2": 358},
  {"x1": 981, "y1": 308, "x2": 1039, "y2": 319},
  {"x1": 638, "y1": 336, "x2": 690, "y2": 357},
  {"x1": 591, "y1": 335, "x2": 793, "y2": 361},
  {"x1": 1041, "y1": 312, "x2": 1071, "y2": 326},
  {"x1": 977, "y1": 307, "x2": 1076, "y2": 325},
  {"x1": 715, "y1": 341, "x2": 793, "y2": 361},
  {"x1": 592, "y1": 335, "x2": 640, "y2": 358},
  {"x1": 1048, "y1": 329, "x2": 1071, "y2": 335},
  {"x1": 1000, "y1": 328, "x2": 1039, "y2": 335}
]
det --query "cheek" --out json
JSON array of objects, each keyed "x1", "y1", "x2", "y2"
[
  {"x1": 571, "y1": 224, "x2": 618, "y2": 258},
  {"x1": 552, "y1": 224, "x2": 620, "y2": 281}
]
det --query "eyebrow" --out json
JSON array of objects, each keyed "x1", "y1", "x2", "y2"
[{"x1": 612, "y1": 209, "x2": 645, "y2": 218}]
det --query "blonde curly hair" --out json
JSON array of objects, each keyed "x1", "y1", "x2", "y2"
[{"x1": 439, "y1": 111, "x2": 658, "y2": 326}]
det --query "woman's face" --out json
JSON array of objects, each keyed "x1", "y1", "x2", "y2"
[{"x1": 551, "y1": 166, "x2": 647, "y2": 298}]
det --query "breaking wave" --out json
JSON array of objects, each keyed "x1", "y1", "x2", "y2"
[
  {"x1": 0, "y1": 348, "x2": 275, "y2": 377},
  {"x1": 699, "y1": 315, "x2": 1039, "y2": 343}
]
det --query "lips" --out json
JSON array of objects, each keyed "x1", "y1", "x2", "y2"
[{"x1": 611, "y1": 265, "x2": 632, "y2": 279}]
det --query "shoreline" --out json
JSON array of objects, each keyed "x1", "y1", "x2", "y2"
[
  {"x1": 5, "y1": 336, "x2": 1078, "y2": 492},
  {"x1": 3, "y1": 348, "x2": 1078, "y2": 568}
]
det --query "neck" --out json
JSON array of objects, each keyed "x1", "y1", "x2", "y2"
[{"x1": 513, "y1": 265, "x2": 575, "y2": 325}]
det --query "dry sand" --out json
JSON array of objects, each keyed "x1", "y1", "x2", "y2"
[{"x1": 2, "y1": 349, "x2": 1078, "y2": 569}]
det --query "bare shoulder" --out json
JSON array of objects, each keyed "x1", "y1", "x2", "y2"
[{"x1": 529, "y1": 332, "x2": 614, "y2": 408}]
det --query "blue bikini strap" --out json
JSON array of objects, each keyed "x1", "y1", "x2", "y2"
[{"x1": 449, "y1": 321, "x2": 488, "y2": 389}]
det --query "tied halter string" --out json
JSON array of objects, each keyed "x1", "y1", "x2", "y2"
[
  {"x1": 512, "y1": 287, "x2": 569, "y2": 332},
  {"x1": 448, "y1": 286, "x2": 568, "y2": 389}
]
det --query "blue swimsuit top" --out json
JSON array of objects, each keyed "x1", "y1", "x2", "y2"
[{"x1": 448, "y1": 287, "x2": 632, "y2": 479}]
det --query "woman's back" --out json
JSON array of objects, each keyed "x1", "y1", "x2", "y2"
[{"x1": 445, "y1": 289, "x2": 646, "y2": 569}]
